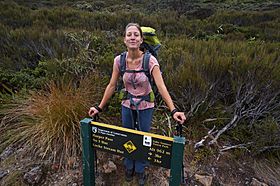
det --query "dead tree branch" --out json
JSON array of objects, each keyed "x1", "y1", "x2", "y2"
[
  {"x1": 194, "y1": 126, "x2": 218, "y2": 149},
  {"x1": 209, "y1": 81, "x2": 280, "y2": 145},
  {"x1": 220, "y1": 142, "x2": 253, "y2": 152},
  {"x1": 258, "y1": 145, "x2": 280, "y2": 153}
]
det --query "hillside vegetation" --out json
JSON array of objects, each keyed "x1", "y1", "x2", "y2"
[{"x1": 0, "y1": 0, "x2": 279, "y2": 185}]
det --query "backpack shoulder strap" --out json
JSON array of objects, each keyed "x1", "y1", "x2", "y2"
[
  {"x1": 120, "y1": 52, "x2": 127, "y2": 77},
  {"x1": 142, "y1": 51, "x2": 152, "y2": 84}
]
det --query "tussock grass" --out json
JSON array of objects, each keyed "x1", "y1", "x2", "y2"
[
  {"x1": 0, "y1": 74, "x2": 107, "y2": 168},
  {"x1": 253, "y1": 159, "x2": 280, "y2": 185},
  {"x1": 0, "y1": 170, "x2": 26, "y2": 186}
]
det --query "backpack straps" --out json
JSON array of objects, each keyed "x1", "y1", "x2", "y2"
[
  {"x1": 116, "y1": 52, "x2": 126, "y2": 91},
  {"x1": 120, "y1": 52, "x2": 127, "y2": 77},
  {"x1": 118, "y1": 51, "x2": 153, "y2": 131},
  {"x1": 119, "y1": 51, "x2": 152, "y2": 83},
  {"x1": 142, "y1": 51, "x2": 152, "y2": 85}
]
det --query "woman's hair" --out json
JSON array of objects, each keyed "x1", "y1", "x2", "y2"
[{"x1": 124, "y1": 23, "x2": 143, "y2": 38}]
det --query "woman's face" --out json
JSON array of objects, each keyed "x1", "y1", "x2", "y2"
[{"x1": 124, "y1": 26, "x2": 143, "y2": 50}]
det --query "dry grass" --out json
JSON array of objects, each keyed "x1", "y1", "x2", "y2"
[
  {"x1": 253, "y1": 158, "x2": 280, "y2": 186},
  {"x1": 0, "y1": 73, "x2": 107, "y2": 168},
  {"x1": 0, "y1": 170, "x2": 26, "y2": 186}
]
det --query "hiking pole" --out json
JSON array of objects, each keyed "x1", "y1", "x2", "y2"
[
  {"x1": 92, "y1": 114, "x2": 100, "y2": 177},
  {"x1": 176, "y1": 123, "x2": 187, "y2": 185}
]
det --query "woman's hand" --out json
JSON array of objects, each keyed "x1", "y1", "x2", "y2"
[
  {"x1": 173, "y1": 112, "x2": 186, "y2": 124},
  {"x1": 88, "y1": 107, "x2": 99, "y2": 117}
]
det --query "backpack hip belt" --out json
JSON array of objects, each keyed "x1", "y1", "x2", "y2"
[
  {"x1": 120, "y1": 90, "x2": 155, "y2": 103},
  {"x1": 127, "y1": 91, "x2": 154, "y2": 131}
]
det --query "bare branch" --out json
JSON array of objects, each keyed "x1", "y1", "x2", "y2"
[
  {"x1": 258, "y1": 145, "x2": 280, "y2": 153},
  {"x1": 220, "y1": 142, "x2": 253, "y2": 152},
  {"x1": 209, "y1": 114, "x2": 239, "y2": 145},
  {"x1": 209, "y1": 81, "x2": 280, "y2": 145},
  {"x1": 194, "y1": 126, "x2": 217, "y2": 149},
  {"x1": 185, "y1": 82, "x2": 217, "y2": 118}
]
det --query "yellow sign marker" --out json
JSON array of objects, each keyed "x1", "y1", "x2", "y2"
[{"x1": 123, "y1": 140, "x2": 137, "y2": 153}]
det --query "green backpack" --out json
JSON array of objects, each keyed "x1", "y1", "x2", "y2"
[{"x1": 140, "y1": 26, "x2": 161, "y2": 59}]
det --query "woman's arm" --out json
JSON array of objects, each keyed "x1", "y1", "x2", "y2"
[
  {"x1": 152, "y1": 66, "x2": 175, "y2": 112},
  {"x1": 152, "y1": 66, "x2": 186, "y2": 124},
  {"x1": 88, "y1": 63, "x2": 119, "y2": 116}
]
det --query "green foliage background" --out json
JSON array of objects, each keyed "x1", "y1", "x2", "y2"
[{"x1": 0, "y1": 0, "x2": 279, "y2": 167}]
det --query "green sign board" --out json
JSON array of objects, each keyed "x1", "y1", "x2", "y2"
[
  {"x1": 91, "y1": 121, "x2": 173, "y2": 168},
  {"x1": 80, "y1": 118, "x2": 185, "y2": 186}
]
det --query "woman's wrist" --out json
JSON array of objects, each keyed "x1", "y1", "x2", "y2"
[
  {"x1": 170, "y1": 108, "x2": 178, "y2": 117},
  {"x1": 94, "y1": 105, "x2": 103, "y2": 112}
]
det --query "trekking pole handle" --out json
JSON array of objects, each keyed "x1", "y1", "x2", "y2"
[
  {"x1": 176, "y1": 123, "x2": 183, "y2": 137},
  {"x1": 92, "y1": 114, "x2": 99, "y2": 122}
]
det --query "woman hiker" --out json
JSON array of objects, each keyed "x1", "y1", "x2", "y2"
[{"x1": 88, "y1": 22, "x2": 186, "y2": 185}]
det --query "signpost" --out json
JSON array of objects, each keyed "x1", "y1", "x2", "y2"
[{"x1": 81, "y1": 118, "x2": 185, "y2": 186}]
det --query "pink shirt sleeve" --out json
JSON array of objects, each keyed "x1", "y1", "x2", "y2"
[
  {"x1": 149, "y1": 55, "x2": 159, "y2": 75},
  {"x1": 113, "y1": 55, "x2": 121, "y2": 73}
]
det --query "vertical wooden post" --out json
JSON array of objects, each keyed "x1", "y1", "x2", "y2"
[
  {"x1": 169, "y1": 136, "x2": 185, "y2": 186},
  {"x1": 80, "y1": 118, "x2": 95, "y2": 186}
]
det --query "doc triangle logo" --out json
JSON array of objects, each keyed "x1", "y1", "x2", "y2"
[
  {"x1": 92, "y1": 126, "x2": 97, "y2": 133},
  {"x1": 123, "y1": 140, "x2": 137, "y2": 153}
]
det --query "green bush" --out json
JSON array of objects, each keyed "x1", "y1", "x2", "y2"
[{"x1": 0, "y1": 0, "x2": 279, "y2": 167}]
